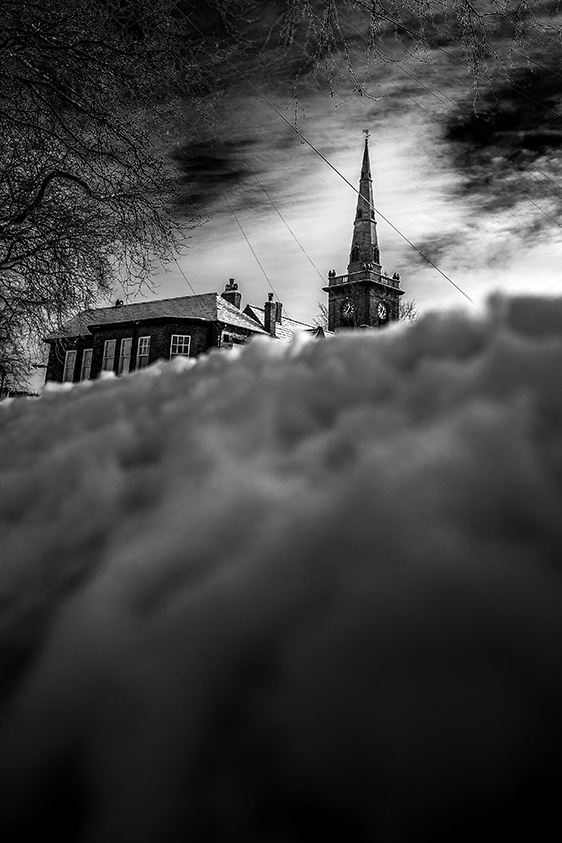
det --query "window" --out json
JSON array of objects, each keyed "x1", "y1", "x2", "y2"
[
  {"x1": 351, "y1": 245, "x2": 360, "y2": 262},
  {"x1": 102, "y1": 339, "x2": 116, "y2": 372},
  {"x1": 62, "y1": 350, "x2": 76, "y2": 382},
  {"x1": 221, "y1": 331, "x2": 247, "y2": 349},
  {"x1": 80, "y1": 348, "x2": 93, "y2": 381},
  {"x1": 356, "y1": 209, "x2": 363, "y2": 219},
  {"x1": 118, "y1": 337, "x2": 132, "y2": 375},
  {"x1": 170, "y1": 334, "x2": 191, "y2": 357},
  {"x1": 136, "y1": 336, "x2": 151, "y2": 369}
]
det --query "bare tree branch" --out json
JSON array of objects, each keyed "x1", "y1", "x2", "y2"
[{"x1": 0, "y1": 0, "x2": 220, "y2": 379}]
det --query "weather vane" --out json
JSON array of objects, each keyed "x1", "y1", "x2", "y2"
[{"x1": 363, "y1": 128, "x2": 370, "y2": 140}]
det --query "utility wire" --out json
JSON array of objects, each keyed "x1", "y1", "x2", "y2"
[
  {"x1": 180, "y1": 4, "x2": 476, "y2": 304},
  {"x1": 383, "y1": 69, "x2": 562, "y2": 230},
  {"x1": 403, "y1": 61, "x2": 562, "y2": 205},
  {"x1": 428, "y1": 0, "x2": 562, "y2": 80},
  {"x1": 221, "y1": 187, "x2": 281, "y2": 299},
  {"x1": 179, "y1": 116, "x2": 288, "y2": 314},
  {"x1": 235, "y1": 146, "x2": 326, "y2": 282},
  {"x1": 170, "y1": 257, "x2": 227, "y2": 325},
  {"x1": 351, "y1": 0, "x2": 562, "y2": 121},
  {"x1": 338, "y1": 15, "x2": 562, "y2": 230},
  {"x1": 163, "y1": 2, "x2": 562, "y2": 312},
  {"x1": 227, "y1": 63, "x2": 475, "y2": 304},
  {"x1": 400, "y1": 35, "x2": 562, "y2": 199},
  {"x1": 270, "y1": 1, "x2": 562, "y2": 201},
  {"x1": 172, "y1": 257, "x2": 201, "y2": 298}
]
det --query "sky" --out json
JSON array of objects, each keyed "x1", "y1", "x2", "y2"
[{"x1": 147, "y1": 2, "x2": 562, "y2": 326}]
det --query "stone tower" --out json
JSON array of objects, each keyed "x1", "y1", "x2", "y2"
[{"x1": 324, "y1": 132, "x2": 403, "y2": 331}]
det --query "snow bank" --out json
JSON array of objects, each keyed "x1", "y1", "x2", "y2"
[{"x1": 1, "y1": 295, "x2": 562, "y2": 841}]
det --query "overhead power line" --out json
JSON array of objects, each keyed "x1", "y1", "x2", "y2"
[
  {"x1": 235, "y1": 147, "x2": 326, "y2": 282},
  {"x1": 228, "y1": 64, "x2": 475, "y2": 304},
  {"x1": 177, "y1": 3, "x2": 477, "y2": 305},
  {"x1": 171, "y1": 257, "x2": 225, "y2": 326},
  {"x1": 337, "y1": 14, "x2": 562, "y2": 232},
  {"x1": 221, "y1": 188, "x2": 281, "y2": 300},
  {"x1": 180, "y1": 2, "x2": 562, "y2": 305},
  {"x1": 351, "y1": 0, "x2": 562, "y2": 121},
  {"x1": 173, "y1": 121, "x2": 284, "y2": 309}
]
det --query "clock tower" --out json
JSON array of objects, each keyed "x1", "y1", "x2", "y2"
[{"x1": 324, "y1": 131, "x2": 404, "y2": 331}]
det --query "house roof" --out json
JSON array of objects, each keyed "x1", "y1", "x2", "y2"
[
  {"x1": 243, "y1": 304, "x2": 321, "y2": 342},
  {"x1": 45, "y1": 294, "x2": 269, "y2": 340}
]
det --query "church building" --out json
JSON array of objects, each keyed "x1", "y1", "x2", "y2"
[{"x1": 324, "y1": 132, "x2": 404, "y2": 331}]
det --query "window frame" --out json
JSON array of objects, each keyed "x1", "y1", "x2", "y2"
[
  {"x1": 80, "y1": 348, "x2": 93, "y2": 381},
  {"x1": 118, "y1": 337, "x2": 133, "y2": 375},
  {"x1": 102, "y1": 339, "x2": 116, "y2": 372},
  {"x1": 62, "y1": 350, "x2": 77, "y2": 383},
  {"x1": 170, "y1": 334, "x2": 191, "y2": 358},
  {"x1": 136, "y1": 335, "x2": 151, "y2": 369}
]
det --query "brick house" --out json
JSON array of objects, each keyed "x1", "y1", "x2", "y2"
[
  {"x1": 44, "y1": 286, "x2": 269, "y2": 385},
  {"x1": 44, "y1": 282, "x2": 320, "y2": 385}
]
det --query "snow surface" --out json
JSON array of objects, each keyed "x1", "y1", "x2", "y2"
[{"x1": 2, "y1": 294, "x2": 562, "y2": 841}]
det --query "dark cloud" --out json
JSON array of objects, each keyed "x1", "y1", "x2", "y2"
[
  {"x1": 173, "y1": 2, "x2": 562, "y2": 241},
  {"x1": 171, "y1": 137, "x2": 259, "y2": 211},
  {"x1": 408, "y1": 230, "x2": 467, "y2": 270},
  {"x1": 448, "y1": 65, "x2": 562, "y2": 155},
  {"x1": 444, "y1": 62, "x2": 562, "y2": 223}
]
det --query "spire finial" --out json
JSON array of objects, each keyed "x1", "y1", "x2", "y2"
[{"x1": 363, "y1": 128, "x2": 370, "y2": 141}]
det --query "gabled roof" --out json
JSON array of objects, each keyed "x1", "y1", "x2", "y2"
[
  {"x1": 243, "y1": 304, "x2": 319, "y2": 342},
  {"x1": 45, "y1": 293, "x2": 269, "y2": 340}
]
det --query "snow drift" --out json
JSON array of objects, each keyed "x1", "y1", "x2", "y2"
[{"x1": 1, "y1": 294, "x2": 562, "y2": 842}]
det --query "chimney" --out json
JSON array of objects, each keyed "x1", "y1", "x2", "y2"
[
  {"x1": 264, "y1": 292, "x2": 276, "y2": 337},
  {"x1": 275, "y1": 301, "x2": 283, "y2": 323},
  {"x1": 221, "y1": 278, "x2": 241, "y2": 310}
]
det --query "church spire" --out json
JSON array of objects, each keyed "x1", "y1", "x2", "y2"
[
  {"x1": 348, "y1": 129, "x2": 380, "y2": 274},
  {"x1": 323, "y1": 131, "x2": 403, "y2": 332}
]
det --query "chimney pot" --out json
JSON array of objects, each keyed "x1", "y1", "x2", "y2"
[{"x1": 221, "y1": 279, "x2": 242, "y2": 309}]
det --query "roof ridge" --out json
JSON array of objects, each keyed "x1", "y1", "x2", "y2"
[
  {"x1": 45, "y1": 292, "x2": 272, "y2": 340},
  {"x1": 90, "y1": 291, "x2": 219, "y2": 314}
]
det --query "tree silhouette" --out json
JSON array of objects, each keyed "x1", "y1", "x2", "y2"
[{"x1": 0, "y1": 0, "x2": 214, "y2": 380}]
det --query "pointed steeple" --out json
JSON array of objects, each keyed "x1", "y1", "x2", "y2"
[
  {"x1": 323, "y1": 131, "x2": 403, "y2": 333},
  {"x1": 348, "y1": 130, "x2": 380, "y2": 274}
]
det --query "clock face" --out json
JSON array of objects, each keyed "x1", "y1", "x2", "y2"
[
  {"x1": 342, "y1": 300, "x2": 355, "y2": 319},
  {"x1": 377, "y1": 302, "x2": 388, "y2": 321}
]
